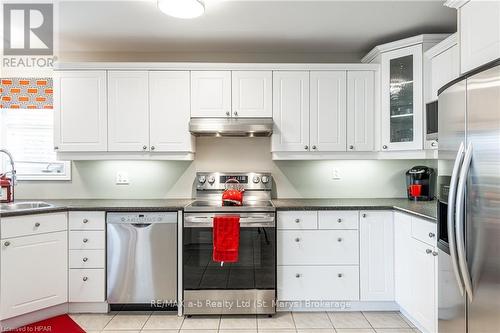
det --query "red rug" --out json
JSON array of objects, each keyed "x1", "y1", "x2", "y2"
[{"x1": 3, "y1": 314, "x2": 85, "y2": 333}]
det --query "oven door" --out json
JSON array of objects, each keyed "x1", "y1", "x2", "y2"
[{"x1": 183, "y1": 213, "x2": 276, "y2": 314}]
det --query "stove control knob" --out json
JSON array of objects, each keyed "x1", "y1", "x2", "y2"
[
  {"x1": 253, "y1": 176, "x2": 260, "y2": 183},
  {"x1": 198, "y1": 176, "x2": 206, "y2": 184},
  {"x1": 261, "y1": 176, "x2": 269, "y2": 184},
  {"x1": 208, "y1": 176, "x2": 216, "y2": 184}
]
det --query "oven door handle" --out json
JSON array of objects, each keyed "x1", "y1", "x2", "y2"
[{"x1": 184, "y1": 215, "x2": 275, "y2": 228}]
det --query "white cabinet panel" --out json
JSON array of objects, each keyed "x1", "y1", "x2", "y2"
[
  {"x1": 1, "y1": 212, "x2": 67, "y2": 239},
  {"x1": 149, "y1": 71, "x2": 193, "y2": 152},
  {"x1": 318, "y1": 210, "x2": 359, "y2": 230},
  {"x1": 69, "y1": 249, "x2": 105, "y2": 269},
  {"x1": 232, "y1": 71, "x2": 272, "y2": 118},
  {"x1": 310, "y1": 71, "x2": 347, "y2": 152},
  {"x1": 108, "y1": 71, "x2": 150, "y2": 151},
  {"x1": 54, "y1": 71, "x2": 107, "y2": 151},
  {"x1": 278, "y1": 230, "x2": 359, "y2": 265},
  {"x1": 277, "y1": 211, "x2": 317, "y2": 230},
  {"x1": 460, "y1": 0, "x2": 500, "y2": 74},
  {"x1": 429, "y1": 45, "x2": 459, "y2": 102},
  {"x1": 278, "y1": 265, "x2": 359, "y2": 301},
  {"x1": 191, "y1": 71, "x2": 231, "y2": 117},
  {"x1": 0, "y1": 231, "x2": 68, "y2": 320},
  {"x1": 359, "y1": 211, "x2": 394, "y2": 301},
  {"x1": 394, "y1": 212, "x2": 412, "y2": 311},
  {"x1": 69, "y1": 269, "x2": 105, "y2": 302},
  {"x1": 272, "y1": 71, "x2": 310, "y2": 152},
  {"x1": 411, "y1": 217, "x2": 437, "y2": 247},
  {"x1": 347, "y1": 71, "x2": 375, "y2": 151},
  {"x1": 69, "y1": 231, "x2": 105, "y2": 250},
  {"x1": 69, "y1": 211, "x2": 105, "y2": 231}
]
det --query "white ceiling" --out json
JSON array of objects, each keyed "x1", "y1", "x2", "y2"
[{"x1": 56, "y1": 0, "x2": 457, "y2": 61}]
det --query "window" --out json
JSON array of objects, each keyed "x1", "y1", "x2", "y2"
[{"x1": 0, "y1": 109, "x2": 71, "y2": 180}]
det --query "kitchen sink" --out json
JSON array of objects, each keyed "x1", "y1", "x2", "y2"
[{"x1": 0, "y1": 201, "x2": 55, "y2": 211}]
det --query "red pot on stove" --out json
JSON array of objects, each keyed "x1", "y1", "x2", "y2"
[{"x1": 222, "y1": 179, "x2": 244, "y2": 206}]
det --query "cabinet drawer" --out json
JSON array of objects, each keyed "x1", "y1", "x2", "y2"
[
  {"x1": 277, "y1": 211, "x2": 317, "y2": 230},
  {"x1": 278, "y1": 265, "x2": 359, "y2": 301},
  {"x1": 69, "y1": 250, "x2": 105, "y2": 269},
  {"x1": 318, "y1": 211, "x2": 359, "y2": 229},
  {"x1": 69, "y1": 231, "x2": 105, "y2": 250},
  {"x1": 69, "y1": 269, "x2": 105, "y2": 302},
  {"x1": 69, "y1": 211, "x2": 105, "y2": 230},
  {"x1": 1, "y1": 212, "x2": 67, "y2": 239},
  {"x1": 278, "y1": 230, "x2": 359, "y2": 265},
  {"x1": 411, "y1": 217, "x2": 437, "y2": 246}
]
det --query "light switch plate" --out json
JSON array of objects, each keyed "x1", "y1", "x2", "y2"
[
  {"x1": 332, "y1": 168, "x2": 341, "y2": 180},
  {"x1": 116, "y1": 171, "x2": 129, "y2": 185}
]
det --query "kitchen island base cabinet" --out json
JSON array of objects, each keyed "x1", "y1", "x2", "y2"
[
  {"x1": 0, "y1": 231, "x2": 68, "y2": 320},
  {"x1": 277, "y1": 266, "x2": 359, "y2": 301}
]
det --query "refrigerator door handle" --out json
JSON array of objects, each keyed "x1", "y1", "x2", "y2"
[
  {"x1": 455, "y1": 142, "x2": 474, "y2": 300},
  {"x1": 448, "y1": 141, "x2": 466, "y2": 296}
]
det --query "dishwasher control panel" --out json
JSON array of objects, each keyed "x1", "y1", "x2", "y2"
[{"x1": 106, "y1": 212, "x2": 177, "y2": 224}]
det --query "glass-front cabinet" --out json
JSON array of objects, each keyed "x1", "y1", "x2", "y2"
[{"x1": 381, "y1": 44, "x2": 423, "y2": 151}]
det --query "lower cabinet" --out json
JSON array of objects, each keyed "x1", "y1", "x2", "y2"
[
  {"x1": 69, "y1": 269, "x2": 106, "y2": 303},
  {"x1": 0, "y1": 230, "x2": 68, "y2": 320}
]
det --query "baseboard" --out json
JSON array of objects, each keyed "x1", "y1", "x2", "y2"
[
  {"x1": 400, "y1": 308, "x2": 431, "y2": 333},
  {"x1": 276, "y1": 300, "x2": 400, "y2": 312},
  {"x1": 68, "y1": 302, "x2": 109, "y2": 314},
  {"x1": 0, "y1": 303, "x2": 68, "y2": 331}
]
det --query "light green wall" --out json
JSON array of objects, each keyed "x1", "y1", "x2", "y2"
[{"x1": 15, "y1": 138, "x2": 436, "y2": 199}]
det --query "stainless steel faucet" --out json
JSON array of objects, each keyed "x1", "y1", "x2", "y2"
[{"x1": 0, "y1": 149, "x2": 16, "y2": 201}]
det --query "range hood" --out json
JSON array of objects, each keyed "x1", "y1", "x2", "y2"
[{"x1": 189, "y1": 118, "x2": 273, "y2": 137}]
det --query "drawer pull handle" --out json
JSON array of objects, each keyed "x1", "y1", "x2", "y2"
[
  {"x1": 34, "y1": 222, "x2": 40, "y2": 227},
  {"x1": 295, "y1": 238, "x2": 300, "y2": 242},
  {"x1": 4, "y1": 241, "x2": 10, "y2": 247},
  {"x1": 83, "y1": 238, "x2": 89, "y2": 243},
  {"x1": 83, "y1": 219, "x2": 89, "y2": 224},
  {"x1": 82, "y1": 276, "x2": 88, "y2": 282},
  {"x1": 338, "y1": 273, "x2": 343, "y2": 278},
  {"x1": 426, "y1": 249, "x2": 432, "y2": 254},
  {"x1": 337, "y1": 238, "x2": 343, "y2": 242},
  {"x1": 337, "y1": 218, "x2": 342, "y2": 223},
  {"x1": 295, "y1": 218, "x2": 300, "y2": 223},
  {"x1": 362, "y1": 213, "x2": 367, "y2": 218},
  {"x1": 429, "y1": 232, "x2": 435, "y2": 238},
  {"x1": 432, "y1": 251, "x2": 438, "y2": 256},
  {"x1": 295, "y1": 274, "x2": 301, "y2": 278},
  {"x1": 83, "y1": 257, "x2": 88, "y2": 262}
]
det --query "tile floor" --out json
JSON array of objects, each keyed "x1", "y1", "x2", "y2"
[{"x1": 70, "y1": 311, "x2": 421, "y2": 333}]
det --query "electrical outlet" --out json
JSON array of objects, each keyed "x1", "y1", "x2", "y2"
[
  {"x1": 332, "y1": 168, "x2": 341, "y2": 180},
  {"x1": 116, "y1": 171, "x2": 129, "y2": 185}
]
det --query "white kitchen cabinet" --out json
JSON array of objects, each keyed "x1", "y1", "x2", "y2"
[
  {"x1": 380, "y1": 44, "x2": 423, "y2": 151},
  {"x1": 191, "y1": 71, "x2": 231, "y2": 117},
  {"x1": 149, "y1": 71, "x2": 194, "y2": 152},
  {"x1": 394, "y1": 212, "x2": 412, "y2": 311},
  {"x1": 427, "y1": 43, "x2": 459, "y2": 102},
  {"x1": 458, "y1": 0, "x2": 500, "y2": 74},
  {"x1": 231, "y1": 71, "x2": 272, "y2": 118},
  {"x1": 69, "y1": 269, "x2": 105, "y2": 303},
  {"x1": 359, "y1": 210, "x2": 394, "y2": 301},
  {"x1": 0, "y1": 231, "x2": 68, "y2": 320},
  {"x1": 310, "y1": 71, "x2": 347, "y2": 152},
  {"x1": 54, "y1": 71, "x2": 107, "y2": 151},
  {"x1": 108, "y1": 71, "x2": 150, "y2": 151},
  {"x1": 272, "y1": 71, "x2": 310, "y2": 152},
  {"x1": 347, "y1": 71, "x2": 375, "y2": 151}
]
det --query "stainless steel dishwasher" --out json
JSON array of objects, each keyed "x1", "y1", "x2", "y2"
[{"x1": 107, "y1": 212, "x2": 177, "y2": 306}]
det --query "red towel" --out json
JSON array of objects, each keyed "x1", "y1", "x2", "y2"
[
  {"x1": 213, "y1": 215, "x2": 240, "y2": 263},
  {"x1": 2, "y1": 314, "x2": 85, "y2": 333}
]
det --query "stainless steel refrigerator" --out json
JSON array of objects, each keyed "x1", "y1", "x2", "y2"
[{"x1": 437, "y1": 60, "x2": 500, "y2": 333}]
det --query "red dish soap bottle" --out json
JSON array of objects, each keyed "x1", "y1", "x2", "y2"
[{"x1": 0, "y1": 176, "x2": 13, "y2": 203}]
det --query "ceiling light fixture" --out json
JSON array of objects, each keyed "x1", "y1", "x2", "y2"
[{"x1": 157, "y1": 0, "x2": 205, "y2": 19}]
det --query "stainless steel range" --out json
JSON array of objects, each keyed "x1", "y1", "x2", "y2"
[{"x1": 183, "y1": 172, "x2": 276, "y2": 315}]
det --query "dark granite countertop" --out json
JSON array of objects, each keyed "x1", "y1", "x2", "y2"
[{"x1": 271, "y1": 198, "x2": 437, "y2": 221}]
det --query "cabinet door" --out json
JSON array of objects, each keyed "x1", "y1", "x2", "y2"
[
  {"x1": 460, "y1": 0, "x2": 500, "y2": 74},
  {"x1": 310, "y1": 71, "x2": 347, "y2": 152},
  {"x1": 347, "y1": 71, "x2": 375, "y2": 151},
  {"x1": 232, "y1": 71, "x2": 272, "y2": 118},
  {"x1": 54, "y1": 71, "x2": 107, "y2": 151},
  {"x1": 0, "y1": 231, "x2": 68, "y2": 320},
  {"x1": 381, "y1": 45, "x2": 423, "y2": 151},
  {"x1": 108, "y1": 71, "x2": 149, "y2": 151},
  {"x1": 410, "y1": 238, "x2": 436, "y2": 333},
  {"x1": 394, "y1": 212, "x2": 412, "y2": 311},
  {"x1": 359, "y1": 211, "x2": 394, "y2": 301},
  {"x1": 191, "y1": 71, "x2": 231, "y2": 117},
  {"x1": 430, "y1": 45, "x2": 459, "y2": 102},
  {"x1": 150, "y1": 71, "x2": 193, "y2": 152},
  {"x1": 272, "y1": 71, "x2": 310, "y2": 152}
]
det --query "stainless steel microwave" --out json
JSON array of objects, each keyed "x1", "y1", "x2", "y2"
[{"x1": 426, "y1": 100, "x2": 438, "y2": 141}]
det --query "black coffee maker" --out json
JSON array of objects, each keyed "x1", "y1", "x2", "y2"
[{"x1": 406, "y1": 166, "x2": 435, "y2": 201}]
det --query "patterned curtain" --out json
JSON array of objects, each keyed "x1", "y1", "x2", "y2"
[{"x1": 0, "y1": 78, "x2": 53, "y2": 109}]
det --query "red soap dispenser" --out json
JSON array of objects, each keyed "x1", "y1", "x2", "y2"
[{"x1": 0, "y1": 176, "x2": 13, "y2": 203}]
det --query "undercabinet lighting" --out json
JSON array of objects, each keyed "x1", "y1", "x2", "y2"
[{"x1": 157, "y1": 0, "x2": 205, "y2": 19}]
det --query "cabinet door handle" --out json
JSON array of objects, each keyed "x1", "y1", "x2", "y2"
[
  {"x1": 295, "y1": 237, "x2": 300, "y2": 242},
  {"x1": 295, "y1": 218, "x2": 300, "y2": 223},
  {"x1": 429, "y1": 232, "x2": 435, "y2": 238},
  {"x1": 82, "y1": 276, "x2": 88, "y2": 282},
  {"x1": 432, "y1": 251, "x2": 438, "y2": 256},
  {"x1": 226, "y1": 111, "x2": 230, "y2": 116},
  {"x1": 382, "y1": 145, "x2": 388, "y2": 150},
  {"x1": 338, "y1": 273, "x2": 343, "y2": 278},
  {"x1": 83, "y1": 257, "x2": 88, "y2": 262},
  {"x1": 83, "y1": 238, "x2": 89, "y2": 243},
  {"x1": 150, "y1": 146, "x2": 155, "y2": 151},
  {"x1": 362, "y1": 213, "x2": 367, "y2": 218},
  {"x1": 233, "y1": 111, "x2": 238, "y2": 117},
  {"x1": 4, "y1": 241, "x2": 10, "y2": 247},
  {"x1": 312, "y1": 145, "x2": 317, "y2": 150},
  {"x1": 431, "y1": 141, "x2": 437, "y2": 147},
  {"x1": 295, "y1": 273, "x2": 301, "y2": 278},
  {"x1": 34, "y1": 222, "x2": 40, "y2": 227},
  {"x1": 426, "y1": 249, "x2": 432, "y2": 254},
  {"x1": 54, "y1": 146, "x2": 59, "y2": 150},
  {"x1": 337, "y1": 238, "x2": 343, "y2": 242},
  {"x1": 142, "y1": 145, "x2": 147, "y2": 150},
  {"x1": 349, "y1": 145, "x2": 354, "y2": 150},
  {"x1": 337, "y1": 218, "x2": 342, "y2": 223},
  {"x1": 304, "y1": 145, "x2": 309, "y2": 150},
  {"x1": 83, "y1": 219, "x2": 89, "y2": 224}
]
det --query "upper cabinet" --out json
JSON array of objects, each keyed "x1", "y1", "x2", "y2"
[
  {"x1": 232, "y1": 71, "x2": 272, "y2": 118},
  {"x1": 425, "y1": 35, "x2": 459, "y2": 102},
  {"x1": 347, "y1": 71, "x2": 375, "y2": 152},
  {"x1": 454, "y1": 0, "x2": 500, "y2": 74},
  {"x1": 108, "y1": 71, "x2": 150, "y2": 152},
  {"x1": 54, "y1": 71, "x2": 108, "y2": 152},
  {"x1": 191, "y1": 71, "x2": 231, "y2": 117}
]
